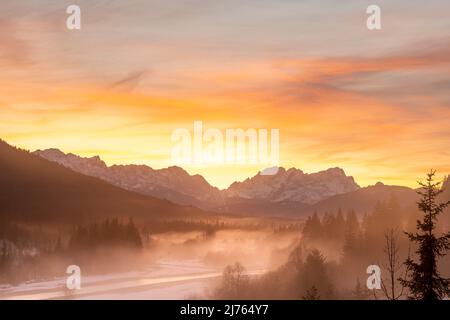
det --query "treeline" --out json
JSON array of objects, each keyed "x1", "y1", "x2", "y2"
[
  {"x1": 302, "y1": 197, "x2": 412, "y2": 268},
  {"x1": 303, "y1": 196, "x2": 406, "y2": 243},
  {"x1": 211, "y1": 172, "x2": 450, "y2": 300},
  {"x1": 0, "y1": 222, "x2": 62, "y2": 283},
  {"x1": 140, "y1": 218, "x2": 289, "y2": 236},
  {"x1": 69, "y1": 218, "x2": 142, "y2": 250},
  {"x1": 302, "y1": 209, "x2": 359, "y2": 242},
  {"x1": 142, "y1": 219, "x2": 226, "y2": 235},
  {"x1": 211, "y1": 247, "x2": 370, "y2": 300},
  {"x1": 0, "y1": 218, "x2": 144, "y2": 284},
  {"x1": 273, "y1": 222, "x2": 303, "y2": 234}
]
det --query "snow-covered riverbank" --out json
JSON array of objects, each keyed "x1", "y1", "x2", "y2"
[{"x1": 0, "y1": 260, "x2": 264, "y2": 300}]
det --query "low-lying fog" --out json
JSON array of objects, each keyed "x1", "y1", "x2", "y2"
[
  {"x1": 0, "y1": 221, "x2": 303, "y2": 299},
  {"x1": 149, "y1": 228, "x2": 300, "y2": 270}
]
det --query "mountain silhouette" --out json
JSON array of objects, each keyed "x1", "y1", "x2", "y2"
[
  {"x1": 0, "y1": 140, "x2": 208, "y2": 224},
  {"x1": 34, "y1": 147, "x2": 421, "y2": 217}
]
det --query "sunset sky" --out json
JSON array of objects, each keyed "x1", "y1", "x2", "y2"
[{"x1": 1, "y1": 0, "x2": 450, "y2": 188}]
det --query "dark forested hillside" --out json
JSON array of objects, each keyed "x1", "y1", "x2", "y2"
[
  {"x1": 0, "y1": 140, "x2": 208, "y2": 224},
  {"x1": 308, "y1": 183, "x2": 418, "y2": 217}
]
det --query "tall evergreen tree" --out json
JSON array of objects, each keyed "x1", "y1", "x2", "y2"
[
  {"x1": 303, "y1": 212, "x2": 322, "y2": 240},
  {"x1": 335, "y1": 208, "x2": 346, "y2": 238},
  {"x1": 322, "y1": 212, "x2": 337, "y2": 240},
  {"x1": 400, "y1": 171, "x2": 450, "y2": 300},
  {"x1": 345, "y1": 209, "x2": 359, "y2": 234},
  {"x1": 342, "y1": 228, "x2": 359, "y2": 264},
  {"x1": 299, "y1": 250, "x2": 333, "y2": 299}
]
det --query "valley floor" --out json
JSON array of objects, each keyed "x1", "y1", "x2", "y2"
[{"x1": 0, "y1": 260, "x2": 264, "y2": 300}]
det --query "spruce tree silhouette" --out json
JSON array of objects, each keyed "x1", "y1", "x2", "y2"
[{"x1": 400, "y1": 170, "x2": 450, "y2": 300}]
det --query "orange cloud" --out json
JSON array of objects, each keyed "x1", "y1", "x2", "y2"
[{"x1": 1, "y1": 34, "x2": 450, "y2": 189}]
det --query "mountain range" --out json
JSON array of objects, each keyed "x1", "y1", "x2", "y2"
[
  {"x1": 0, "y1": 140, "x2": 209, "y2": 224},
  {"x1": 33, "y1": 148, "x2": 424, "y2": 217}
]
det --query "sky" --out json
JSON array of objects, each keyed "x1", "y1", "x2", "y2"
[{"x1": 1, "y1": 0, "x2": 450, "y2": 189}]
